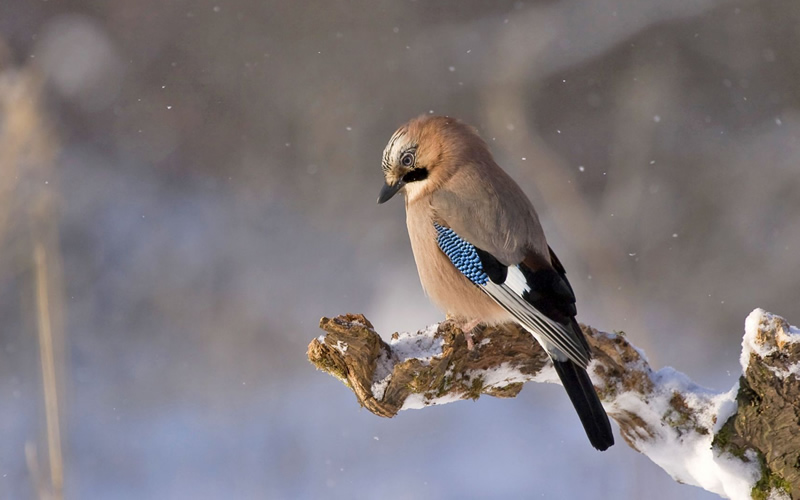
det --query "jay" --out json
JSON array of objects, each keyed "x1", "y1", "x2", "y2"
[{"x1": 377, "y1": 115, "x2": 614, "y2": 451}]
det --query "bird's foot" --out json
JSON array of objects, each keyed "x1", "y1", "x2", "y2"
[
  {"x1": 459, "y1": 318, "x2": 482, "y2": 351},
  {"x1": 443, "y1": 316, "x2": 482, "y2": 351}
]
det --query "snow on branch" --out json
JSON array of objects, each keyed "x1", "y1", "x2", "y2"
[{"x1": 308, "y1": 310, "x2": 800, "y2": 499}]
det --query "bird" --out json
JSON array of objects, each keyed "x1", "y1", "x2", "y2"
[{"x1": 377, "y1": 115, "x2": 614, "y2": 451}]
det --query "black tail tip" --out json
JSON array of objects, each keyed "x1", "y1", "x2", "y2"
[
  {"x1": 590, "y1": 432, "x2": 614, "y2": 451},
  {"x1": 583, "y1": 411, "x2": 614, "y2": 451}
]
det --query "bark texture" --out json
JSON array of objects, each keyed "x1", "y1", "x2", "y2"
[{"x1": 308, "y1": 310, "x2": 799, "y2": 499}]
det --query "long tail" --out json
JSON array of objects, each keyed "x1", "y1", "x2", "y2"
[{"x1": 552, "y1": 359, "x2": 614, "y2": 451}]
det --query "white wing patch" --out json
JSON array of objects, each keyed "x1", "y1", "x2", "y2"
[{"x1": 504, "y1": 265, "x2": 531, "y2": 296}]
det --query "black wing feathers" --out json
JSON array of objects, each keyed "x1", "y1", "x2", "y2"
[
  {"x1": 474, "y1": 248, "x2": 507, "y2": 284},
  {"x1": 516, "y1": 246, "x2": 577, "y2": 325},
  {"x1": 517, "y1": 266, "x2": 577, "y2": 324}
]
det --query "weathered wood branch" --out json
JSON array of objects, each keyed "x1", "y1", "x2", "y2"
[{"x1": 308, "y1": 310, "x2": 800, "y2": 500}]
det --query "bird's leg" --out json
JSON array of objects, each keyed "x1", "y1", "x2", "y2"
[
  {"x1": 444, "y1": 314, "x2": 482, "y2": 350},
  {"x1": 459, "y1": 318, "x2": 482, "y2": 351}
]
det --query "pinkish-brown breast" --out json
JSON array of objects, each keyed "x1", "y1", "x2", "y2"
[{"x1": 405, "y1": 197, "x2": 509, "y2": 324}]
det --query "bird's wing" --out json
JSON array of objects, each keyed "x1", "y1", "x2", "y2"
[
  {"x1": 546, "y1": 245, "x2": 591, "y2": 355},
  {"x1": 430, "y1": 167, "x2": 547, "y2": 265},
  {"x1": 433, "y1": 222, "x2": 591, "y2": 367}
]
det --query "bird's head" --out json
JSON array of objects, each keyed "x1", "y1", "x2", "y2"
[{"x1": 378, "y1": 115, "x2": 487, "y2": 204}]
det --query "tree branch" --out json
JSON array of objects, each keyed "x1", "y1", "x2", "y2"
[{"x1": 308, "y1": 310, "x2": 800, "y2": 499}]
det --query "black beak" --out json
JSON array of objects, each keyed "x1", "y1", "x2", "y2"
[{"x1": 377, "y1": 181, "x2": 404, "y2": 204}]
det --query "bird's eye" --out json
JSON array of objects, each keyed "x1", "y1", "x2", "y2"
[{"x1": 400, "y1": 152, "x2": 415, "y2": 167}]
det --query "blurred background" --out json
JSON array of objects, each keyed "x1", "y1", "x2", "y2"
[{"x1": 0, "y1": 0, "x2": 798, "y2": 498}]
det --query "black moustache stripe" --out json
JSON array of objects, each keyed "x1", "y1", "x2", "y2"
[{"x1": 402, "y1": 168, "x2": 428, "y2": 183}]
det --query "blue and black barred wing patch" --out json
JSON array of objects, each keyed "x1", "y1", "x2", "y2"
[
  {"x1": 433, "y1": 222, "x2": 590, "y2": 367},
  {"x1": 433, "y1": 222, "x2": 489, "y2": 286}
]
